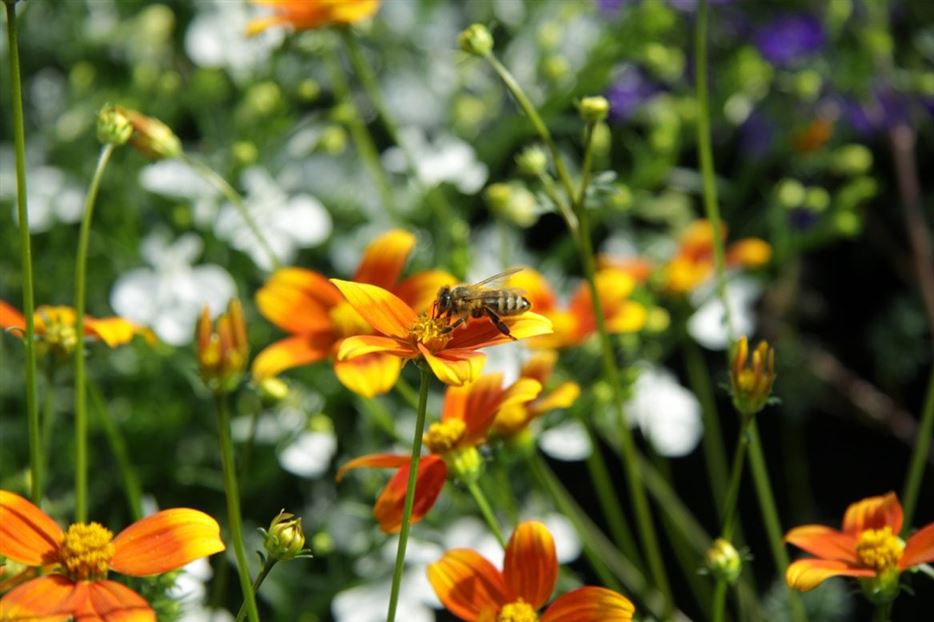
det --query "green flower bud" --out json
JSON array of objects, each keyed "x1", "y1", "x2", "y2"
[
  {"x1": 515, "y1": 146, "x2": 548, "y2": 177},
  {"x1": 444, "y1": 446, "x2": 483, "y2": 483},
  {"x1": 579, "y1": 96, "x2": 610, "y2": 123},
  {"x1": 832, "y1": 144, "x2": 873, "y2": 176},
  {"x1": 706, "y1": 538, "x2": 742, "y2": 584},
  {"x1": 232, "y1": 141, "x2": 258, "y2": 166},
  {"x1": 730, "y1": 337, "x2": 775, "y2": 417},
  {"x1": 804, "y1": 186, "x2": 830, "y2": 213},
  {"x1": 97, "y1": 104, "x2": 133, "y2": 146},
  {"x1": 458, "y1": 24, "x2": 493, "y2": 57},
  {"x1": 263, "y1": 511, "x2": 308, "y2": 562},
  {"x1": 776, "y1": 179, "x2": 806, "y2": 210}
]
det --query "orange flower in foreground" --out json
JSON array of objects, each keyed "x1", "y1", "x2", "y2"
[
  {"x1": 428, "y1": 520, "x2": 635, "y2": 621},
  {"x1": 662, "y1": 220, "x2": 771, "y2": 294},
  {"x1": 785, "y1": 492, "x2": 934, "y2": 596},
  {"x1": 253, "y1": 230, "x2": 453, "y2": 396},
  {"x1": 246, "y1": 0, "x2": 380, "y2": 36},
  {"x1": 507, "y1": 268, "x2": 646, "y2": 349},
  {"x1": 330, "y1": 279, "x2": 552, "y2": 387},
  {"x1": 0, "y1": 300, "x2": 154, "y2": 355},
  {"x1": 0, "y1": 490, "x2": 225, "y2": 622},
  {"x1": 490, "y1": 350, "x2": 580, "y2": 439},
  {"x1": 336, "y1": 373, "x2": 541, "y2": 532}
]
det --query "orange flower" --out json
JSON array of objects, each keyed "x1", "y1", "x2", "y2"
[
  {"x1": 336, "y1": 373, "x2": 541, "y2": 532},
  {"x1": 785, "y1": 492, "x2": 934, "y2": 594},
  {"x1": 662, "y1": 220, "x2": 771, "y2": 294},
  {"x1": 428, "y1": 520, "x2": 635, "y2": 621},
  {"x1": 506, "y1": 268, "x2": 646, "y2": 349},
  {"x1": 246, "y1": 0, "x2": 380, "y2": 36},
  {"x1": 253, "y1": 230, "x2": 454, "y2": 396},
  {"x1": 0, "y1": 490, "x2": 225, "y2": 622},
  {"x1": 330, "y1": 278, "x2": 552, "y2": 388},
  {"x1": 0, "y1": 300, "x2": 154, "y2": 355},
  {"x1": 490, "y1": 350, "x2": 580, "y2": 439}
]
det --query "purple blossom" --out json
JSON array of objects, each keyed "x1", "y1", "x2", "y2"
[
  {"x1": 840, "y1": 85, "x2": 910, "y2": 136},
  {"x1": 754, "y1": 15, "x2": 825, "y2": 67},
  {"x1": 668, "y1": 0, "x2": 732, "y2": 12},
  {"x1": 739, "y1": 110, "x2": 773, "y2": 159},
  {"x1": 606, "y1": 69, "x2": 659, "y2": 123},
  {"x1": 597, "y1": 0, "x2": 630, "y2": 14}
]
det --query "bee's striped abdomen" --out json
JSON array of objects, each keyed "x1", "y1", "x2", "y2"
[{"x1": 482, "y1": 292, "x2": 531, "y2": 316}]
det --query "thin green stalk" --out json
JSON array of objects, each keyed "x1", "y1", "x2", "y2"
[
  {"x1": 339, "y1": 28, "x2": 400, "y2": 147},
  {"x1": 214, "y1": 393, "x2": 260, "y2": 622},
  {"x1": 711, "y1": 580, "x2": 729, "y2": 622},
  {"x1": 237, "y1": 399, "x2": 262, "y2": 481},
  {"x1": 873, "y1": 601, "x2": 892, "y2": 622},
  {"x1": 73, "y1": 143, "x2": 115, "y2": 522},
  {"x1": 493, "y1": 458, "x2": 519, "y2": 524},
  {"x1": 322, "y1": 45, "x2": 399, "y2": 220},
  {"x1": 386, "y1": 364, "x2": 431, "y2": 622},
  {"x1": 694, "y1": 0, "x2": 734, "y2": 338},
  {"x1": 179, "y1": 153, "x2": 281, "y2": 271},
  {"x1": 235, "y1": 558, "x2": 277, "y2": 622},
  {"x1": 6, "y1": 0, "x2": 41, "y2": 504},
  {"x1": 901, "y1": 364, "x2": 934, "y2": 531},
  {"x1": 89, "y1": 381, "x2": 143, "y2": 520},
  {"x1": 465, "y1": 479, "x2": 506, "y2": 548},
  {"x1": 536, "y1": 171, "x2": 579, "y2": 235},
  {"x1": 40, "y1": 360, "x2": 56, "y2": 483}
]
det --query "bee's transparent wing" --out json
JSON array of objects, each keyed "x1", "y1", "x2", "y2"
[{"x1": 471, "y1": 267, "x2": 525, "y2": 288}]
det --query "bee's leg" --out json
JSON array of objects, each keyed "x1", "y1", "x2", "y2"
[
  {"x1": 440, "y1": 317, "x2": 464, "y2": 335},
  {"x1": 484, "y1": 308, "x2": 515, "y2": 340}
]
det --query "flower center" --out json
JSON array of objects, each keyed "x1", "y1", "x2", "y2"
[
  {"x1": 498, "y1": 599, "x2": 539, "y2": 622},
  {"x1": 60, "y1": 522, "x2": 115, "y2": 580},
  {"x1": 856, "y1": 527, "x2": 904, "y2": 572},
  {"x1": 329, "y1": 301, "x2": 372, "y2": 339},
  {"x1": 423, "y1": 419, "x2": 466, "y2": 454},
  {"x1": 408, "y1": 314, "x2": 451, "y2": 351}
]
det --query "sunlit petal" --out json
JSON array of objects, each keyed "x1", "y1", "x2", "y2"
[
  {"x1": 374, "y1": 456, "x2": 447, "y2": 533},
  {"x1": 336, "y1": 335, "x2": 414, "y2": 361},
  {"x1": 251, "y1": 334, "x2": 334, "y2": 380},
  {"x1": 841, "y1": 492, "x2": 903, "y2": 535},
  {"x1": 80, "y1": 580, "x2": 155, "y2": 622},
  {"x1": 256, "y1": 268, "x2": 339, "y2": 334},
  {"x1": 541, "y1": 586, "x2": 636, "y2": 622},
  {"x1": 785, "y1": 559, "x2": 874, "y2": 592},
  {"x1": 330, "y1": 280, "x2": 417, "y2": 340},
  {"x1": 454, "y1": 374, "x2": 506, "y2": 442},
  {"x1": 334, "y1": 353, "x2": 403, "y2": 397},
  {"x1": 427, "y1": 549, "x2": 509, "y2": 619},
  {"x1": 528, "y1": 382, "x2": 580, "y2": 416},
  {"x1": 447, "y1": 313, "x2": 553, "y2": 350},
  {"x1": 0, "y1": 490, "x2": 63, "y2": 566},
  {"x1": 0, "y1": 575, "x2": 76, "y2": 622},
  {"x1": 503, "y1": 521, "x2": 557, "y2": 610},
  {"x1": 605, "y1": 301, "x2": 647, "y2": 334},
  {"x1": 901, "y1": 522, "x2": 934, "y2": 568},
  {"x1": 394, "y1": 270, "x2": 457, "y2": 315},
  {"x1": 83, "y1": 317, "x2": 143, "y2": 347},
  {"x1": 784, "y1": 526, "x2": 858, "y2": 564},
  {"x1": 336, "y1": 453, "x2": 409, "y2": 482},
  {"x1": 0, "y1": 300, "x2": 27, "y2": 332},
  {"x1": 420, "y1": 345, "x2": 486, "y2": 386},
  {"x1": 111, "y1": 509, "x2": 225, "y2": 576},
  {"x1": 352, "y1": 230, "x2": 416, "y2": 289},
  {"x1": 506, "y1": 269, "x2": 558, "y2": 313}
]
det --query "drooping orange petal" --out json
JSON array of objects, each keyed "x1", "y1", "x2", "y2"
[
  {"x1": 330, "y1": 279, "x2": 417, "y2": 340},
  {"x1": 446, "y1": 313, "x2": 553, "y2": 350},
  {"x1": 336, "y1": 335, "x2": 415, "y2": 361},
  {"x1": 727, "y1": 238, "x2": 772, "y2": 268},
  {"x1": 503, "y1": 521, "x2": 557, "y2": 610},
  {"x1": 901, "y1": 522, "x2": 934, "y2": 568},
  {"x1": 111, "y1": 509, "x2": 225, "y2": 576},
  {"x1": 419, "y1": 344, "x2": 486, "y2": 387},
  {"x1": 0, "y1": 300, "x2": 27, "y2": 331},
  {"x1": 334, "y1": 353, "x2": 403, "y2": 397},
  {"x1": 427, "y1": 549, "x2": 510, "y2": 620},
  {"x1": 520, "y1": 351, "x2": 558, "y2": 385},
  {"x1": 841, "y1": 492, "x2": 903, "y2": 535},
  {"x1": 541, "y1": 586, "x2": 636, "y2": 622},
  {"x1": 784, "y1": 526, "x2": 858, "y2": 564},
  {"x1": 444, "y1": 373, "x2": 504, "y2": 432},
  {"x1": 785, "y1": 559, "x2": 875, "y2": 592},
  {"x1": 394, "y1": 270, "x2": 457, "y2": 315},
  {"x1": 251, "y1": 333, "x2": 334, "y2": 380},
  {"x1": 256, "y1": 268, "x2": 340, "y2": 335},
  {"x1": 352, "y1": 230, "x2": 416, "y2": 289},
  {"x1": 528, "y1": 382, "x2": 580, "y2": 416},
  {"x1": 335, "y1": 453, "x2": 410, "y2": 482},
  {"x1": 84, "y1": 317, "x2": 149, "y2": 348},
  {"x1": 374, "y1": 456, "x2": 447, "y2": 533},
  {"x1": 0, "y1": 575, "x2": 76, "y2": 622},
  {"x1": 76, "y1": 580, "x2": 154, "y2": 622},
  {"x1": 506, "y1": 269, "x2": 558, "y2": 313},
  {"x1": 0, "y1": 490, "x2": 64, "y2": 566}
]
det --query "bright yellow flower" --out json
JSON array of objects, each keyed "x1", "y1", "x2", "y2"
[
  {"x1": 490, "y1": 350, "x2": 580, "y2": 439},
  {"x1": 246, "y1": 0, "x2": 380, "y2": 36}
]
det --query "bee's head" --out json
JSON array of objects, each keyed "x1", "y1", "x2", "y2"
[{"x1": 435, "y1": 285, "x2": 452, "y2": 315}]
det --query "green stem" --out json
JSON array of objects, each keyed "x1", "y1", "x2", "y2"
[
  {"x1": 235, "y1": 558, "x2": 277, "y2": 622},
  {"x1": 873, "y1": 601, "x2": 892, "y2": 622},
  {"x1": 40, "y1": 360, "x2": 56, "y2": 483},
  {"x1": 711, "y1": 580, "x2": 729, "y2": 622},
  {"x1": 214, "y1": 393, "x2": 260, "y2": 622},
  {"x1": 89, "y1": 381, "x2": 143, "y2": 520},
  {"x1": 465, "y1": 479, "x2": 506, "y2": 548},
  {"x1": 180, "y1": 153, "x2": 281, "y2": 271},
  {"x1": 901, "y1": 364, "x2": 934, "y2": 531},
  {"x1": 6, "y1": 0, "x2": 41, "y2": 504},
  {"x1": 323, "y1": 45, "x2": 399, "y2": 221},
  {"x1": 747, "y1": 422, "x2": 806, "y2": 622},
  {"x1": 73, "y1": 143, "x2": 115, "y2": 522},
  {"x1": 339, "y1": 28, "x2": 401, "y2": 147},
  {"x1": 386, "y1": 364, "x2": 431, "y2": 622},
  {"x1": 237, "y1": 398, "x2": 262, "y2": 481},
  {"x1": 694, "y1": 0, "x2": 734, "y2": 338},
  {"x1": 536, "y1": 170, "x2": 578, "y2": 236}
]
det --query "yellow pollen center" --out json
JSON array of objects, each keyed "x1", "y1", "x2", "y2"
[
  {"x1": 498, "y1": 599, "x2": 539, "y2": 622},
  {"x1": 423, "y1": 419, "x2": 467, "y2": 454},
  {"x1": 60, "y1": 522, "x2": 115, "y2": 580},
  {"x1": 408, "y1": 314, "x2": 451, "y2": 351},
  {"x1": 329, "y1": 302, "x2": 372, "y2": 339},
  {"x1": 855, "y1": 527, "x2": 904, "y2": 572}
]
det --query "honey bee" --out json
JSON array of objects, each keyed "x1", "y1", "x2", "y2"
[{"x1": 434, "y1": 268, "x2": 531, "y2": 339}]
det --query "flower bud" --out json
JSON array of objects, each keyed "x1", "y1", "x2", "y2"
[
  {"x1": 705, "y1": 538, "x2": 742, "y2": 584},
  {"x1": 458, "y1": 24, "x2": 493, "y2": 57},
  {"x1": 730, "y1": 337, "x2": 775, "y2": 416},
  {"x1": 197, "y1": 299, "x2": 249, "y2": 394},
  {"x1": 831, "y1": 144, "x2": 873, "y2": 176},
  {"x1": 121, "y1": 107, "x2": 182, "y2": 160},
  {"x1": 96, "y1": 104, "x2": 133, "y2": 146},
  {"x1": 579, "y1": 96, "x2": 610, "y2": 123},
  {"x1": 515, "y1": 146, "x2": 548, "y2": 177},
  {"x1": 262, "y1": 511, "x2": 309, "y2": 562},
  {"x1": 444, "y1": 446, "x2": 483, "y2": 483}
]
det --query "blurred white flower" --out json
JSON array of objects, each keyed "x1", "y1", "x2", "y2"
[
  {"x1": 215, "y1": 167, "x2": 332, "y2": 271},
  {"x1": 540, "y1": 513, "x2": 582, "y2": 564},
  {"x1": 1, "y1": 156, "x2": 84, "y2": 233},
  {"x1": 279, "y1": 429, "x2": 338, "y2": 479},
  {"x1": 626, "y1": 365, "x2": 703, "y2": 458},
  {"x1": 688, "y1": 276, "x2": 763, "y2": 350},
  {"x1": 184, "y1": 0, "x2": 282, "y2": 80},
  {"x1": 539, "y1": 420, "x2": 593, "y2": 462},
  {"x1": 383, "y1": 128, "x2": 488, "y2": 194},
  {"x1": 139, "y1": 159, "x2": 218, "y2": 215},
  {"x1": 110, "y1": 231, "x2": 236, "y2": 346}
]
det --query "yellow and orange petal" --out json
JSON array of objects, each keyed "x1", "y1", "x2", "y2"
[
  {"x1": 541, "y1": 586, "x2": 636, "y2": 622},
  {"x1": 352, "y1": 229, "x2": 415, "y2": 290},
  {"x1": 251, "y1": 333, "x2": 335, "y2": 380},
  {"x1": 785, "y1": 559, "x2": 874, "y2": 592},
  {"x1": 84, "y1": 317, "x2": 156, "y2": 347},
  {"x1": 418, "y1": 345, "x2": 487, "y2": 387},
  {"x1": 900, "y1": 522, "x2": 934, "y2": 569},
  {"x1": 110, "y1": 508, "x2": 225, "y2": 577},
  {"x1": 333, "y1": 352, "x2": 403, "y2": 397},
  {"x1": 0, "y1": 299, "x2": 26, "y2": 331},
  {"x1": 330, "y1": 280, "x2": 416, "y2": 341},
  {"x1": 528, "y1": 382, "x2": 580, "y2": 416},
  {"x1": 427, "y1": 549, "x2": 509, "y2": 620},
  {"x1": 247, "y1": 0, "x2": 380, "y2": 36},
  {"x1": 0, "y1": 574, "x2": 156, "y2": 622},
  {"x1": 726, "y1": 238, "x2": 772, "y2": 269},
  {"x1": 393, "y1": 270, "x2": 458, "y2": 315},
  {"x1": 256, "y1": 268, "x2": 340, "y2": 336},
  {"x1": 784, "y1": 525, "x2": 858, "y2": 564},
  {"x1": 335, "y1": 453, "x2": 411, "y2": 482},
  {"x1": 0, "y1": 491, "x2": 63, "y2": 567},
  {"x1": 373, "y1": 456, "x2": 447, "y2": 532},
  {"x1": 503, "y1": 521, "x2": 557, "y2": 611},
  {"x1": 507, "y1": 269, "x2": 558, "y2": 313},
  {"x1": 842, "y1": 492, "x2": 903, "y2": 535}
]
